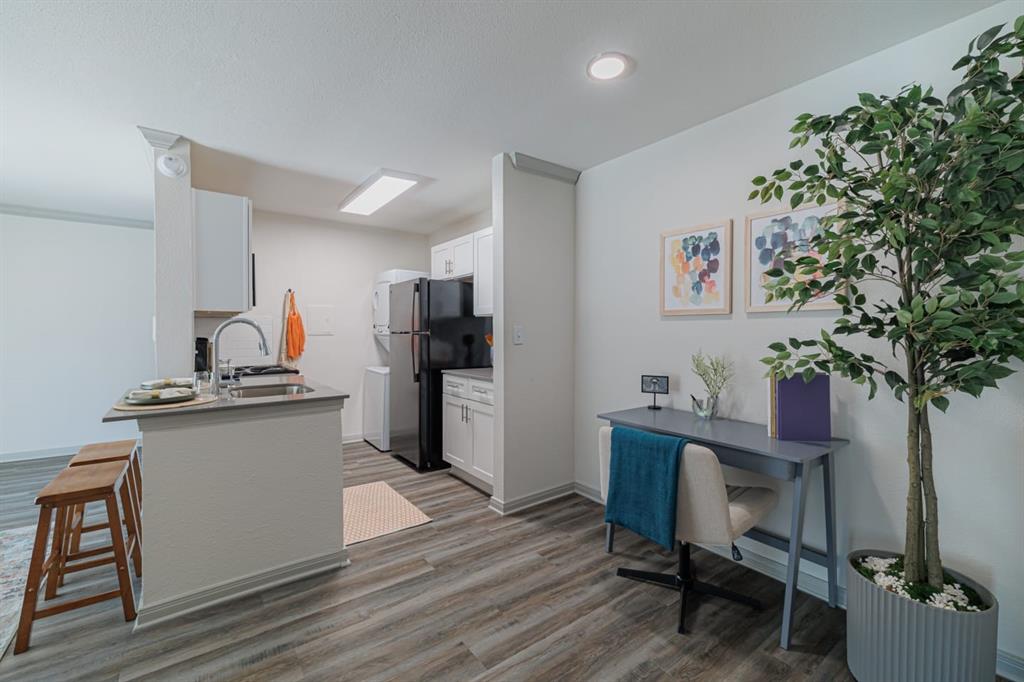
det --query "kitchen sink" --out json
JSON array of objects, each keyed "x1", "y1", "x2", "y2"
[{"x1": 229, "y1": 384, "x2": 314, "y2": 399}]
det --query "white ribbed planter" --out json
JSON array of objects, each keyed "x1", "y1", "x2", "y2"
[{"x1": 847, "y1": 549, "x2": 999, "y2": 682}]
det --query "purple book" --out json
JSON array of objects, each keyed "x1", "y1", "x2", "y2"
[{"x1": 775, "y1": 374, "x2": 831, "y2": 441}]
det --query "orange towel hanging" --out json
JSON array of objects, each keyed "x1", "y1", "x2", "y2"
[{"x1": 286, "y1": 290, "x2": 306, "y2": 360}]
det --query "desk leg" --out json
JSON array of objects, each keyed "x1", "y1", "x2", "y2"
[
  {"x1": 605, "y1": 523, "x2": 615, "y2": 553},
  {"x1": 781, "y1": 462, "x2": 809, "y2": 650},
  {"x1": 823, "y1": 452, "x2": 838, "y2": 607}
]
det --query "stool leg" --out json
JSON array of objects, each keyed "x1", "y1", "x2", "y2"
[
  {"x1": 119, "y1": 480, "x2": 142, "y2": 577},
  {"x1": 14, "y1": 506, "x2": 53, "y2": 654},
  {"x1": 128, "y1": 457, "x2": 143, "y2": 539},
  {"x1": 44, "y1": 506, "x2": 67, "y2": 600},
  {"x1": 104, "y1": 494, "x2": 136, "y2": 621},
  {"x1": 69, "y1": 503, "x2": 85, "y2": 554},
  {"x1": 59, "y1": 508, "x2": 74, "y2": 587}
]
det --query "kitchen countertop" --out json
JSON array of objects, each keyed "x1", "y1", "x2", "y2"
[
  {"x1": 102, "y1": 374, "x2": 348, "y2": 423},
  {"x1": 441, "y1": 367, "x2": 493, "y2": 382}
]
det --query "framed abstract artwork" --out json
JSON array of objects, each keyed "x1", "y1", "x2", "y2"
[
  {"x1": 660, "y1": 220, "x2": 732, "y2": 316},
  {"x1": 744, "y1": 204, "x2": 840, "y2": 313}
]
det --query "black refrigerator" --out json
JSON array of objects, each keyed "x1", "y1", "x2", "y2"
[{"x1": 388, "y1": 278, "x2": 492, "y2": 470}]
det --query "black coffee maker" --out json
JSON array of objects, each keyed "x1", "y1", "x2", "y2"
[{"x1": 195, "y1": 337, "x2": 210, "y2": 372}]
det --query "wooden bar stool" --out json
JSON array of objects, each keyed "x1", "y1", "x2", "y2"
[
  {"x1": 65, "y1": 439, "x2": 142, "y2": 564},
  {"x1": 14, "y1": 461, "x2": 138, "y2": 654}
]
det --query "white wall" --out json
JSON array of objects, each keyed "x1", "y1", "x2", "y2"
[
  {"x1": 428, "y1": 209, "x2": 491, "y2": 247},
  {"x1": 493, "y1": 153, "x2": 576, "y2": 507},
  {"x1": 197, "y1": 210, "x2": 428, "y2": 442},
  {"x1": 0, "y1": 212, "x2": 155, "y2": 460},
  {"x1": 574, "y1": 2, "x2": 1023, "y2": 663}
]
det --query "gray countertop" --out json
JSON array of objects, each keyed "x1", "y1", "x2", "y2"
[
  {"x1": 102, "y1": 375, "x2": 349, "y2": 423},
  {"x1": 441, "y1": 367, "x2": 493, "y2": 382}
]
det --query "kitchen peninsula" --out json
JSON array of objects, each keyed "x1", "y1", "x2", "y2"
[{"x1": 103, "y1": 374, "x2": 349, "y2": 627}]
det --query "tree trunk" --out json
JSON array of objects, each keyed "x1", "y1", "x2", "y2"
[
  {"x1": 919, "y1": 403, "x2": 943, "y2": 587},
  {"x1": 903, "y1": 357, "x2": 925, "y2": 584}
]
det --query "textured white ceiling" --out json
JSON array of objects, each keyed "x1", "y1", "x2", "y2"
[{"x1": 1, "y1": 0, "x2": 997, "y2": 233}]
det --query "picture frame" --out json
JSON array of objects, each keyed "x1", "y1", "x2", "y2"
[
  {"x1": 641, "y1": 375, "x2": 669, "y2": 395},
  {"x1": 744, "y1": 203, "x2": 841, "y2": 313},
  {"x1": 660, "y1": 220, "x2": 732, "y2": 316}
]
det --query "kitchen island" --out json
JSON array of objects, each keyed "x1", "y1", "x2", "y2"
[{"x1": 103, "y1": 374, "x2": 349, "y2": 627}]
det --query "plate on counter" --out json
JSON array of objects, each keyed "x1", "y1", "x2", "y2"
[{"x1": 121, "y1": 387, "x2": 197, "y2": 405}]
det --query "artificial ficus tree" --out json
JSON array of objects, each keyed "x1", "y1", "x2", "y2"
[{"x1": 752, "y1": 17, "x2": 1024, "y2": 590}]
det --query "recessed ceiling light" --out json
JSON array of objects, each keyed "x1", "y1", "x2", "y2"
[
  {"x1": 339, "y1": 170, "x2": 419, "y2": 215},
  {"x1": 587, "y1": 52, "x2": 633, "y2": 81}
]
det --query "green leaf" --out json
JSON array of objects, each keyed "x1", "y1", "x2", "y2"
[
  {"x1": 790, "y1": 192, "x2": 804, "y2": 208},
  {"x1": 748, "y1": 189, "x2": 759, "y2": 200},
  {"x1": 896, "y1": 309, "x2": 913, "y2": 325},
  {"x1": 752, "y1": 176, "x2": 766, "y2": 186},
  {"x1": 976, "y1": 23, "x2": 1004, "y2": 50},
  {"x1": 768, "y1": 342, "x2": 787, "y2": 353},
  {"x1": 1003, "y1": 152, "x2": 1024, "y2": 172},
  {"x1": 801, "y1": 367, "x2": 816, "y2": 383},
  {"x1": 930, "y1": 396, "x2": 950, "y2": 412},
  {"x1": 789, "y1": 337, "x2": 802, "y2": 349}
]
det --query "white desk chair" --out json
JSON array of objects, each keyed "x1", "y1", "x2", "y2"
[{"x1": 598, "y1": 425, "x2": 779, "y2": 633}]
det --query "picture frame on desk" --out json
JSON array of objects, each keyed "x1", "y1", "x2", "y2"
[{"x1": 641, "y1": 374, "x2": 669, "y2": 410}]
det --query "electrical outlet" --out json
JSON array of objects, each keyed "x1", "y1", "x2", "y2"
[{"x1": 512, "y1": 324, "x2": 525, "y2": 345}]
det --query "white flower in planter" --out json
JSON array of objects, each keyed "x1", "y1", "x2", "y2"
[
  {"x1": 861, "y1": 556, "x2": 898, "y2": 573},
  {"x1": 872, "y1": 572, "x2": 909, "y2": 598}
]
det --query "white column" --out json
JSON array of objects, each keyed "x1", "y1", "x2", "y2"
[
  {"x1": 490, "y1": 152, "x2": 577, "y2": 512},
  {"x1": 140, "y1": 127, "x2": 194, "y2": 376}
]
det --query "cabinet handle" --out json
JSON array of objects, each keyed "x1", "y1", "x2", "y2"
[
  {"x1": 461, "y1": 404, "x2": 466, "y2": 422},
  {"x1": 251, "y1": 253, "x2": 256, "y2": 307}
]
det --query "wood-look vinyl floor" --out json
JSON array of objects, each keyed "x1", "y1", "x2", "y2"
[{"x1": 0, "y1": 442, "x2": 853, "y2": 681}]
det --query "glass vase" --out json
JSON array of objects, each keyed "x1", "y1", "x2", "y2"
[{"x1": 692, "y1": 395, "x2": 718, "y2": 419}]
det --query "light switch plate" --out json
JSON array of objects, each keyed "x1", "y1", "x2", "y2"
[
  {"x1": 512, "y1": 324, "x2": 525, "y2": 345},
  {"x1": 306, "y1": 304, "x2": 336, "y2": 336}
]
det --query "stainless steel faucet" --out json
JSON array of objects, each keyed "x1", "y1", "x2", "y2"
[{"x1": 210, "y1": 318, "x2": 270, "y2": 396}]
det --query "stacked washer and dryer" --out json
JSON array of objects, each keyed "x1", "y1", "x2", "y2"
[{"x1": 363, "y1": 269, "x2": 427, "y2": 451}]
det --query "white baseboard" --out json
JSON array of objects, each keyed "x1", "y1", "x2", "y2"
[
  {"x1": 489, "y1": 482, "x2": 575, "y2": 515},
  {"x1": 0, "y1": 446, "x2": 78, "y2": 463},
  {"x1": 342, "y1": 432, "x2": 364, "y2": 445},
  {"x1": 134, "y1": 549, "x2": 349, "y2": 630},
  {"x1": 999, "y1": 650, "x2": 1024, "y2": 682},
  {"x1": 573, "y1": 481, "x2": 602, "y2": 504}
]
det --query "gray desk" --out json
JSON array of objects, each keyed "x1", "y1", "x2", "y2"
[{"x1": 598, "y1": 406, "x2": 848, "y2": 650}]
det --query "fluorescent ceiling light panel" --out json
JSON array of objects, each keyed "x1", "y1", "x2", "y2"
[{"x1": 339, "y1": 171, "x2": 418, "y2": 215}]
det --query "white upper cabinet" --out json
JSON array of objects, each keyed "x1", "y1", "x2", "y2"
[
  {"x1": 473, "y1": 227, "x2": 494, "y2": 317},
  {"x1": 193, "y1": 189, "x2": 253, "y2": 314},
  {"x1": 430, "y1": 244, "x2": 451, "y2": 280},
  {"x1": 430, "y1": 226, "x2": 494, "y2": 317},
  {"x1": 430, "y1": 233, "x2": 475, "y2": 281},
  {"x1": 450, "y1": 234, "x2": 474, "y2": 278}
]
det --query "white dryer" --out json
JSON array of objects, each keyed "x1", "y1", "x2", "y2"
[
  {"x1": 373, "y1": 269, "x2": 427, "y2": 351},
  {"x1": 363, "y1": 366, "x2": 390, "y2": 451}
]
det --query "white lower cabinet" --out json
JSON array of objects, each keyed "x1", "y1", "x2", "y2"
[
  {"x1": 468, "y1": 402, "x2": 494, "y2": 483},
  {"x1": 442, "y1": 394, "x2": 471, "y2": 469},
  {"x1": 442, "y1": 386, "x2": 494, "y2": 487}
]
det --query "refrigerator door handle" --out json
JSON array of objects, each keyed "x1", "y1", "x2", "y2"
[{"x1": 411, "y1": 283, "x2": 421, "y2": 382}]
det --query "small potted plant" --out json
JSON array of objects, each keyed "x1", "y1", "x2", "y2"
[
  {"x1": 690, "y1": 351, "x2": 733, "y2": 418},
  {"x1": 752, "y1": 17, "x2": 1021, "y2": 680}
]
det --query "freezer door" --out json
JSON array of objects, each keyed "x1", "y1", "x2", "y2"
[
  {"x1": 388, "y1": 279, "x2": 422, "y2": 333},
  {"x1": 388, "y1": 332, "x2": 420, "y2": 463}
]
